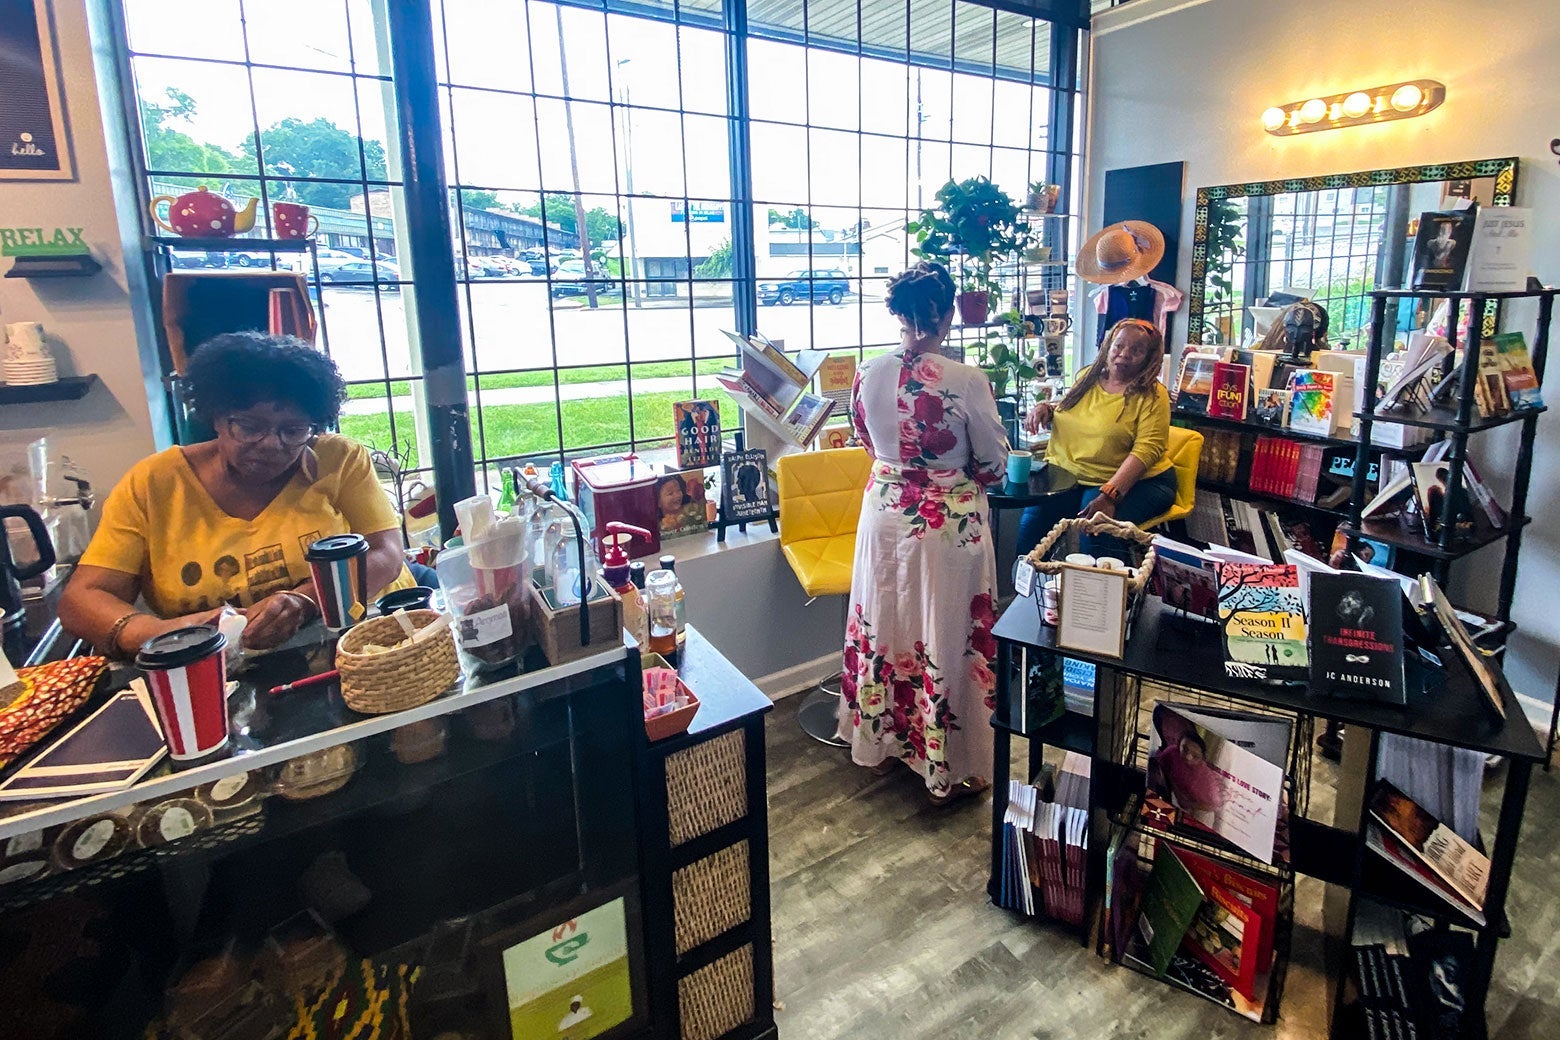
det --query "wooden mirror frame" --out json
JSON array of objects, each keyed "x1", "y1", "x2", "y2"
[{"x1": 1187, "y1": 156, "x2": 1520, "y2": 345}]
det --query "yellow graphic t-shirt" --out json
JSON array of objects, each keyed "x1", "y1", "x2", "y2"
[{"x1": 80, "y1": 434, "x2": 411, "y2": 617}]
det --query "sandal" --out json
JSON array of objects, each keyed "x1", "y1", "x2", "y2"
[
  {"x1": 868, "y1": 760, "x2": 897, "y2": 777},
  {"x1": 926, "y1": 776, "x2": 991, "y2": 808}
]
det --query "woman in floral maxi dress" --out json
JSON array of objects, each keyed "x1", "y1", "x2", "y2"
[{"x1": 839, "y1": 262, "x2": 1011, "y2": 804}]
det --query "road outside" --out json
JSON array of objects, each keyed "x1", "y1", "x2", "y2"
[
  {"x1": 320, "y1": 283, "x2": 893, "y2": 384},
  {"x1": 327, "y1": 283, "x2": 898, "y2": 464}
]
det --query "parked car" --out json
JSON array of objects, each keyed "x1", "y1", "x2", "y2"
[
  {"x1": 757, "y1": 268, "x2": 849, "y2": 306},
  {"x1": 319, "y1": 259, "x2": 401, "y2": 289},
  {"x1": 549, "y1": 259, "x2": 617, "y2": 298}
]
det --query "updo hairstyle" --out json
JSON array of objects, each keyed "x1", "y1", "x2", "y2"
[{"x1": 885, "y1": 261, "x2": 956, "y2": 337}]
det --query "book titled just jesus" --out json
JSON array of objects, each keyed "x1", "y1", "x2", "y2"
[{"x1": 1308, "y1": 571, "x2": 1406, "y2": 705}]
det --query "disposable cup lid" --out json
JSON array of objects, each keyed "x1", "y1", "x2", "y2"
[
  {"x1": 135, "y1": 625, "x2": 226, "y2": 670},
  {"x1": 306, "y1": 533, "x2": 369, "y2": 562}
]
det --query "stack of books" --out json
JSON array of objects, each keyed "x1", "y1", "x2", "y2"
[
  {"x1": 997, "y1": 752, "x2": 1091, "y2": 926},
  {"x1": 1249, "y1": 437, "x2": 1328, "y2": 503}
]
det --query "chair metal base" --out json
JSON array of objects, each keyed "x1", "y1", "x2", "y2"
[{"x1": 798, "y1": 685, "x2": 849, "y2": 747}]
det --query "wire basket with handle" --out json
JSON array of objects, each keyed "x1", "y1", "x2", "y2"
[{"x1": 1023, "y1": 515, "x2": 1158, "y2": 626}]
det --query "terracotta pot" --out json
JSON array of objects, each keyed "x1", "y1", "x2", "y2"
[{"x1": 957, "y1": 290, "x2": 991, "y2": 325}]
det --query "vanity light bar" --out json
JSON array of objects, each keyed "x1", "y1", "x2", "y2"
[{"x1": 1261, "y1": 80, "x2": 1445, "y2": 136}]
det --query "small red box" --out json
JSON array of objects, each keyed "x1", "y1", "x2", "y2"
[{"x1": 571, "y1": 454, "x2": 661, "y2": 559}]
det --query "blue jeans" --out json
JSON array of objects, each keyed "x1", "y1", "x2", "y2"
[{"x1": 1015, "y1": 468, "x2": 1180, "y2": 558}]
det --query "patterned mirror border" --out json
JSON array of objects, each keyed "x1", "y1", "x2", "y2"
[{"x1": 1188, "y1": 156, "x2": 1520, "y2": 344}]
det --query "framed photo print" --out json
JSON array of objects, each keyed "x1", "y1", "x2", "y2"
[{"x1": 0, "y1": 0, "x2": 74, "y2": 181}]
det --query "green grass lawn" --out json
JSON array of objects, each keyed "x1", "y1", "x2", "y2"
[
  {"x1": 345, "y1": 358, "x2": 734, "y2": 400},
  {"x1": 341, "y1": 391, "x2": 739, "y2": 467}
]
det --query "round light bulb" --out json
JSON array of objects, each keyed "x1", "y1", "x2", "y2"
[
  {"x1": 1391, "y1": 83, "x2": 1423, "y2": 112},
  {"x1": 1261, "y1": 107, "x2": 1287, "y2": 131},
  {"x1": 1300, "y1": 98, "x2": 1327, "y2": 124},
  {"x1": 1342, "y1": 91, "x2": 1372, "y2": 118}
]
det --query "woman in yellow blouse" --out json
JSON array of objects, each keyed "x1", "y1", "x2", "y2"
[
  {"x1": 1015, "y1": 318, "x2": 1176, "y2": 554},
  {"x1": 59, "y1": 332, "x2": 412, "y2": 654}
]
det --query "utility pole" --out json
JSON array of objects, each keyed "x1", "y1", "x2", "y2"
[{"x1": 556, "y1": 6, "x2": 598, "y2": 309}]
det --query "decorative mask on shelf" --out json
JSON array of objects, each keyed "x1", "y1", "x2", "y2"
[{"x1": 149, "y1": 186, "x2": 259, "y2": 238}]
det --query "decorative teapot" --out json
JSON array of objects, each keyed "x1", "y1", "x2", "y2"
[{"x1": 150, "y1": 186, "x2": 259, "y2": 238}]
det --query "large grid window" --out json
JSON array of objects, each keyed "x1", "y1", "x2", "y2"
[
  {"x1": 746, "y1": 0, "x2": 1061, "y2": 362},
  {"x1": 121, "y1": 0, "x2": 427, "y2": 470},
  {"x1": 428, "y1": 0, "x2": 741, "y2": 488},
  {"x1": 114, "y1": 0, "x2": 1085, "y2": 506}
]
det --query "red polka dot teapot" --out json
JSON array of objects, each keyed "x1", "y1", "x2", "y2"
[{"x1": 149, "y1": 186, "x2": 259, "y2": 238}]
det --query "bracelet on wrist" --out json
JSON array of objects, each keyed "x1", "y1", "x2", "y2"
[{"x1": 103, "y1": 611, "x2": 148, "y2": 659}]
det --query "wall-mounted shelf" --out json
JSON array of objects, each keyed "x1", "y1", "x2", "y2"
[
  {"x1": 4, "y1": 255, "x2": 102, "y2": 279},
  {"x1": 0, "y1": 375, "x2": 97, "y2": 404},
  {"x1": 149, "y1": 236, "x2": 312, "y2": 254}
]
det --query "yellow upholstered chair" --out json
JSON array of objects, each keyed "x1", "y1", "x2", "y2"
[
  {"x1": 1141, "y1": 425, "x2": 1203, "y2": 530},
  {"x1": 776, "y1": 446, "x2": 872, "y2": 743}
]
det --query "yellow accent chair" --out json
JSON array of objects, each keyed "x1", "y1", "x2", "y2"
[
  {"x1": 1141, "y1": 425, "x2": 1202, "y2": 531},
  {"x1": 776, "y1": 446, "x2": 873, "y2": 744}
]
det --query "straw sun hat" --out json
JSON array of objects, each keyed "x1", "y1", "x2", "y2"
[{"x1": 1076, "y1": 220, "x2": 1166, "y2": 285}]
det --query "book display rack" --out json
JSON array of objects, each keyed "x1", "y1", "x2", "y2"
[{"x1": 988, "y1": 593, "x2": 1543, "y2": 1037}]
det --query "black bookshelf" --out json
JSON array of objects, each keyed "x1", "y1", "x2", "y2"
[
  {"x1": 988, "y1": 594, "x2": 1542, "y2": 1037},
  {"x1": 1346, "y1": 287, "x2": 1556, "y2": 762}
]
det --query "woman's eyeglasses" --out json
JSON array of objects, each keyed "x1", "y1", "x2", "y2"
[{"x1": 225, "y1": 416, "x2": 316, "y2": 448}]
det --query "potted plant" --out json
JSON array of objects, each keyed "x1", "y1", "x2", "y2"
[
  {"x1": 974, "y1": 309, "x2": 1040, "y2": 442},
  {"x1": 908, "y1": 176, "x2": 1029, "y2": 325}
]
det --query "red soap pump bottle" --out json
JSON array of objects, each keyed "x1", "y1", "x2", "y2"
[{"x1": 602, "y1": 522, "x2": 651, "y2": 649}]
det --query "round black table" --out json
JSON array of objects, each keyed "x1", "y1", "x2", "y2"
[
  {"x1": 988, "y1": 461, "x2": 1079, "y2": 509},
  {"x1": 988, "y1": 462, "x2": 1080, "y2": 574}
]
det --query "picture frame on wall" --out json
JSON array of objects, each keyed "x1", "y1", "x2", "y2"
[{"x1": 0, "y1": 0, "x2": 74, "y2": 181}]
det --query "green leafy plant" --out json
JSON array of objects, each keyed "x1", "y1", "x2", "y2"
[
  {"x1": 1201, "y1": 197, "x2": 1246, "y2": 341},
  {"x1": 973, "y1": 308, "x2": 1039, "y2": 400},
  {"x1": 907, "y1": 176, "x2": 1030, "y2": 303}
]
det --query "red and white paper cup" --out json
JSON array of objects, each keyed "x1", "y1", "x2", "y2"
[{"x1": 136, "y1": 626, "x2": 230, "y2": 761}]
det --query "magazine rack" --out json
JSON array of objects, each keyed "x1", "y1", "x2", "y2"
[{"x1": 988, "y1": 591, "x2": 1543, "y2": 1036}]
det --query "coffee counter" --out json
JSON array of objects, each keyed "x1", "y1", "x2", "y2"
[{"x1": 0, "y1": 622, "x2": 777, "y2": 1040}]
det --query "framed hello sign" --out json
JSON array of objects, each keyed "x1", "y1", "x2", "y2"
[{"x1": 0, "y1": 0, "x2": 74, "y2": 181}]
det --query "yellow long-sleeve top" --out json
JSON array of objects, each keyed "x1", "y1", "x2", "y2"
[{"x1": 1044, "y1": 381, "x2": 1172, "y2": 485}]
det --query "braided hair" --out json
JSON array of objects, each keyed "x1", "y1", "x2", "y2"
[
  {"x1": 1057, "y1": 318, "x2": 1163, "y2": 411},
  {"x1": 885, "y1": 261, "x2": 956, "y2": 339}
]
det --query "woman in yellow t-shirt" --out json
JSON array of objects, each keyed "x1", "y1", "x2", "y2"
[
  {"x1": 60, "y1": 332, "x2": 413, "y2": 654},
  {"x1": 1015, "y1": 318, "x2": 1176, "y2": 554}
]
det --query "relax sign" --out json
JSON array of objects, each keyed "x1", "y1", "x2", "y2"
[{"x1": 0, "y1": 226, "x2": 88, "y2": 257}]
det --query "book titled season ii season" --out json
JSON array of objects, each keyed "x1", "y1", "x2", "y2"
[
  {"x1": 1217, "y1": 563, "x2": 1308, "y2": 682},
  {"x1": 1308, "y1": 571, "x2": 1406, "y2": 704}
]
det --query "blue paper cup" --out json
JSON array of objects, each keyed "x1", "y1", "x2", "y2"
[{"x1": 1006, "y1": 451, "x2": 1033, "y2": 485}]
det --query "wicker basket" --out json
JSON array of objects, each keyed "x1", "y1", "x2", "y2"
[
  {"x1": 1023, "y1": 514, "x2": 1157, "y2": 598},
  {"x1": 673, "y1": 841, "x2": 751, "y2": 955},
  {"x1": 677, "y1": 944, "x2": 754, "y2": 1040},
  {"x1": 336, "y1": 610, "x2": 461, "y2": 714},
  {"x1": 665, "y1": 729, "x2": 747, "y2": 847}
]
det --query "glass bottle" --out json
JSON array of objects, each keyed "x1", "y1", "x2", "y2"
[
  {"x1": 645, "y1": 569, "x2": 679, "y2": 658},
  {"x1": 658, "y1": 554, "x2": 686, "y2": 649},
  {"x1": 496, "y1": 469, "x2": 517, "y2": 516}
]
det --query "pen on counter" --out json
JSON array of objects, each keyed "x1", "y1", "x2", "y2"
[{"x1": 268, "y1": 669, "x2": 340, "y2": 695}]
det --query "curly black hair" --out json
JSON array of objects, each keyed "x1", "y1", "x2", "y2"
[
  {"x1": 885, "y1": 261, "x2": 956, "y2": 337},
  {"x1": 184, "y1": 331, "x2": 347, "y2": 426}
]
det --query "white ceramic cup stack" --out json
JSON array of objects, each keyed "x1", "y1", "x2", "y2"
[{"x1": 2, "y1": 323, "x2": 58, "y2": 386}]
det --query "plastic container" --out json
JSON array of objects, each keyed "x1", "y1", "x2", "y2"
[
  {"x1": 640, "y1": 652, "x2": 700, "y2": 741},
  {"x1": 644, "y1": 569, "x2": 679, "y2": 658},
  {"x1": 437, "y1": 539, "x2": 531, "y2": 673},
  {"x1": 273, "y1": 744, "x2": 359, "y2": 801}
]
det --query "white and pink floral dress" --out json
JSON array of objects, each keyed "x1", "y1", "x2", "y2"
[{"x1": 839, "y1": 346, "x2": 1010, "y2": 794}]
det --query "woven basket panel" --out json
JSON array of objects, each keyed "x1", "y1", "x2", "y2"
[
  {"x1": 673, "y1": 841, "x2": 751, "y2": 955},
  {"x1": 678, "y1": 943, "x2": 755, "y2": 1040},
  {"x1": 665, "y1": 729, "x2": 747, "y2": 847}
]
